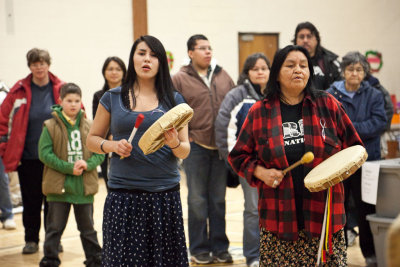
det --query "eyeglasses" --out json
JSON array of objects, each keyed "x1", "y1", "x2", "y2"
[
  {"x1": 193, "y1": 46, "x2": 212, "y2": 51},
  {"x1": 106, "y1": 67, "x2": 123, "y2": 72},
  {"x1": 345, "y1": 67, "x2": 364, "y2": 74},
  {"x1": 30, "y1": 62, "x2": 47, "y2": 69},
  {"x1": 297, "y1": 34, "x2": 315, "y2": 40},
  {"x1": 250, "y1": 67, "x2": 269, "y2": 72}
]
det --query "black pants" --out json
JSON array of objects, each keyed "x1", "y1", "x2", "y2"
[
  {"x1": 17, "y1": 159, "x2": 48, "y2": 243},
  {"x1": 344, "y1": 169, "x2": 376, "y2": 258},
  {"x1": 40, "y1": 202, "x2": 101, "y2": 267}
]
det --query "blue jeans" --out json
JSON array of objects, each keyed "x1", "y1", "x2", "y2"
[
  {"x1": 184, "y1": 142, "x2": 229, "y2": 255},
  {"x1": 239, "y1": 177, "x2": 260, "y2": 265},
  {"x1": 0, "y1": 159, "x2": 13, "y2": 222}
]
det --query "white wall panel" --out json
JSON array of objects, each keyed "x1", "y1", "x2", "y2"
[
  {"x1": 0, "y1": 0, "x2": 133, "y2": 118},
  {"x1": 148, "y1": 0, "x2": 400, "y2": 95},
  {"x1": 1, "y1": 0, "x2": 399, "y2": 119}
]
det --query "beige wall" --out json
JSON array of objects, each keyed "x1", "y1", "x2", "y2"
[
  {"x1": 1, "y1": 0, "x2": 399, "y2": 119},
  {"x1": 148, "y1": 0, "x2": 400, "y2": 96},
  {"x1": 0, "y1": 0, "x2": 133, "y2": 118}
]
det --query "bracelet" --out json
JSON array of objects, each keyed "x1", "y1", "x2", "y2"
[
  {"x1": 170, "y1": 140, "x2": 181, "y2": 150},
  {"x1": 100, "y1": 140, "x2": 107, "y2": 153}
]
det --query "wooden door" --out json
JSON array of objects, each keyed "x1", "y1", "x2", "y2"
[{"x1": 238, "y1": 33, "x2": 279, "y2": 74}]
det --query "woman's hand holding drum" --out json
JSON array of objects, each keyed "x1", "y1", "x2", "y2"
[{"x1": 164, "y1": 128, "x2": 180, "y2": 149}]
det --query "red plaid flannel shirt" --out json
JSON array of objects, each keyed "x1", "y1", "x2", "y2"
[{"x1": 228, "y1": 90, "x2": 363, "y2": 241}]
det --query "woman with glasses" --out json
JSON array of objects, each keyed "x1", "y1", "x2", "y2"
[
  {"x1": 0, "y1": 48, "x2": 64, "y2": 254},
  {"x1": 92, "y1": 57, "x2": 126, "y2": 191},
  {"x1": 215, "y1": 52, "x2": 271, "y2": 267},
  {"x1": 327, "y1": 51, "x2": 387, "y2": 267}
]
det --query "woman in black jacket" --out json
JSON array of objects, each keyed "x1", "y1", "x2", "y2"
[{"x1": 92, "y1": 57, "x2": 126, "y2": 191}]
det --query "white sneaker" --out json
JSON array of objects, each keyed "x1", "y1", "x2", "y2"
[
  {"x1": 249, "y1": 260, "x2": 259, "y2": 267},
  {"x1": 3, "y1": 218, "x2": 17, "y2": 230},
  {"x1": 346, "y1": 229, "x2": 358, "y2": 247}
]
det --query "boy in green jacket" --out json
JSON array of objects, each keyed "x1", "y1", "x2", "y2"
[{"x1": 38, "y1": 83, "x2": 104, "y2": 267}]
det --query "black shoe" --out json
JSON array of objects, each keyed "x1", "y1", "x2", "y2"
[
  {"x1": 215, "y1": 251, "x2": 233, "y2": 263},
  {"x1": 191, "y1": 252, "x2": 213, "y2": 264},
  {"x1": 22, "y1": 242, "x2": 38, "y2": 254},
  {"x1": 84, "y1": 253, "x2": 102, "y2": 267},
  {"x1": 39, "y1": 257, "x2": 60, "y2": 267}
]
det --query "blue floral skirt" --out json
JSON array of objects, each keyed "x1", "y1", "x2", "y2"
[{"x1": 102, "y1": 186, "x2": 189, "y2": 266}]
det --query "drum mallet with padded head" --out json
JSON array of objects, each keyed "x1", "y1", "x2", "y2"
[
  {"x1": 120, "y1": 113, "x2": 145, "y2": 159},
  {"x1": 282, "y1": 151, "x2": 314, "y2": 175}
]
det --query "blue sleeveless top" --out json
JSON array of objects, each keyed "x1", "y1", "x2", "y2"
[{"x1": 100, "y1": 87, "x2": 185, "y2": 192}]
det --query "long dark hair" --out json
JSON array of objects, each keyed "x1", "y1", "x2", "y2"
[
  {"x1": 122, "y1": 35, "x2": 176, "y2": 109},
  {"x1": 265, "y1": 45, "x2": 314, "y2": 100},
  {"x1": 101, "y1": 56, "x2": 127, "y2": 92},
  {"x1": 237, "y1": 53, "x2": 271, "y2": 85}
]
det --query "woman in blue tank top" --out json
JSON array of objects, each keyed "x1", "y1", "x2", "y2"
[{"x1": 87, "y1": 35, "x2": 190, "y2": 266}]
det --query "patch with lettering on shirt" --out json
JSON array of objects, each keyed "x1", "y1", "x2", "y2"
[{"x1": 283, "y1": 119, "x2": 304, "y2": 147}]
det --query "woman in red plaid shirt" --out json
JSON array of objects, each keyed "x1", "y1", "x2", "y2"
[{"x1": 228, "y1": 45, "x2": 363, "y2": 266}]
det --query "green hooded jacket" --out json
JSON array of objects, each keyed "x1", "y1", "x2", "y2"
[{"x1": 38, "y1": 105, "x2": 104, "y2": 204}]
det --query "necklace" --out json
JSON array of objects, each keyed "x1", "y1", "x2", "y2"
[{"x1": 129, "y1": 87, "x2": 159, "y2": 111}]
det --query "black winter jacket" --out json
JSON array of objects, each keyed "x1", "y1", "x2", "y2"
[{"x1": 312, "y1": 47, "x2": 341, "y2": 90}]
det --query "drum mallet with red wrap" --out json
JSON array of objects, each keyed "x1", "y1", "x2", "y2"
[
  {"x1": 282, "y1": 151, "x2": 314, "y2": 175},
  {"x1": 120, "y1": 113, "x2": 145, "y2": 159}
]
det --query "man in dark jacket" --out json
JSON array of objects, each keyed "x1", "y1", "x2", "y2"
[
  {"x1": 172, "y1": 34, "x2": 234, "y2": 265},
  {"x1": 293, "y1": 21, "x2": 341, "y2": 90}
]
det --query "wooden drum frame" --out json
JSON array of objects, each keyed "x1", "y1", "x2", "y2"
[
  {"x1": 304, "y1": 145, "x2": 368, "y2": 192},
  {"x1": 138, "y1": 103, "x2": 193, "y2": 155}
]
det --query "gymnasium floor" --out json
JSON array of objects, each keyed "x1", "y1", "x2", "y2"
[{"x1": 0, "y1": 175, "x2": 366, "y2": 267}]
